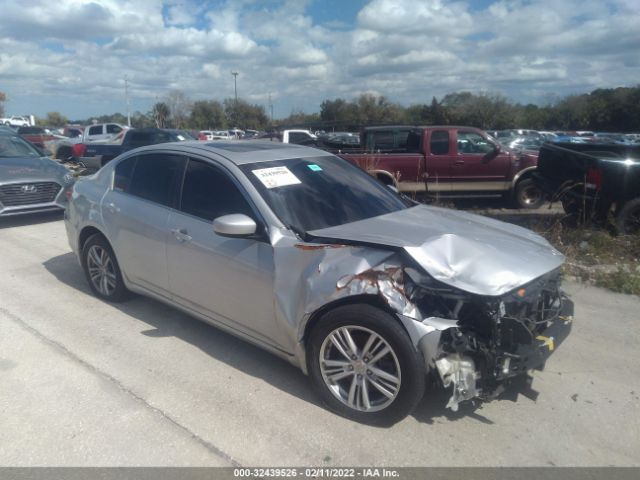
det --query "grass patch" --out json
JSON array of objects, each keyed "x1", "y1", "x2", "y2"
[
  {"x1": 594, "y1": 269, "x2": 640, "y2": 295},
  {"x1": 472, "y1": 209, "x2": 640, "y2": 296}
]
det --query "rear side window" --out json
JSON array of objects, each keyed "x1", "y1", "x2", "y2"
[
  {"x1": 180, "y1": 159, "x2": 253, "y2": 221},
  {"x1": 88, "y1": 125, "x2": 102, "y2": 135},
  {"x1": 127, "y1": 131, "x2": 152, "y2": 146},
  {"x1": 430, "y1": 130, "x2": 450, "y2": 155},
  {"x1": 106, "y1": 124, "x2": 123, "y2": 134},
  {"x1": 127, "y1": 154, "x2": 186, "y2": 207},
  {"x1": 114, "y1": 156, "x2": 137, "y2": 192}
]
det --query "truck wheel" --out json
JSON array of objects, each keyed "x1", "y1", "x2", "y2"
[
  {"x1": 307, "y1": 304, "x2": 425, "y2": 426},
  {"x1": 615, "y1": 198, "x2": 640, "y2": 235},
  {"x1": 515, "y1": 178, "x2": 545, "y2": 209}
]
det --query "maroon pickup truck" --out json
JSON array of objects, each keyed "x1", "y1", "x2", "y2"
[{"x1": 334, "y1": 126, "x2": 542, "y2": 208}]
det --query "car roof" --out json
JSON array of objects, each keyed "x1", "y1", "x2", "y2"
[{"x1": 133, "y1": 140, "x2": 329, "y2": 165}]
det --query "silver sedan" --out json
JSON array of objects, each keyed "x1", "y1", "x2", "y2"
[
  {"x1": 0, "y1": 129, "x2": 74, "y2": 217},
  {"x1": 65, "y1": 141, "x2": 573, "y2": 424}
]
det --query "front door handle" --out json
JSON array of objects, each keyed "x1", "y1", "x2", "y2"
[
  {"x1": 171, "y1": 228, "x2": 192, "y2": 243},
  {"x1": 454, "y1": 160, "x2": 465, "y2": 166}
]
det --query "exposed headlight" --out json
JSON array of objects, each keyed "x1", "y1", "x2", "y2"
[{"x1": 63, "y1": 172, "x2": 75, "y2": 185}]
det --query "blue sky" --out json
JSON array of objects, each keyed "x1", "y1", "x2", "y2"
[{"x1": 1, "y1": 0, "x2": 639, "y2": 121}]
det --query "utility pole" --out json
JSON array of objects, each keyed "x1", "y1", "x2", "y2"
[
  {"x1": 231, "y1": 71, "x2": 239, "y2": 128},
  {"x1": 124, "y1": 75, "x2": 131, "y2": 127},
  {"x1": 268, "y1": 92, "x2": 274, "y2": 125}
]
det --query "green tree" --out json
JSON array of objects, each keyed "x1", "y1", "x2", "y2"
[
  {"x1": 153, "y1": 102, "x2": 170, "y2": 128},
  {"x1": 189, "y1": 100, "x2": 226, "y2": 130},
  {"x1": 45, "y1": 111, "x2": 69, "y2": 127},
  {"x1": 223, "y1": 98, "x2": 268, "y2": 130}
]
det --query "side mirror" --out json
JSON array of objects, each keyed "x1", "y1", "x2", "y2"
[
  {"x1": 213, "y1": 214, "x2": 257, "y2": 238},
  {"x1": 386, "y1": 184, "x2": 399, "y2": 193}
]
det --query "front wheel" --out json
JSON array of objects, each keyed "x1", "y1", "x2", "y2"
[
  {"x1": 514, "y1": 178, "x2": 545, "y2": 209},
  {"x1": 307, "y1": 304, "x2": 425, "y2": 426}
]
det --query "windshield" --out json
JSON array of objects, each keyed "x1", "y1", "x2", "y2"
[
  {"x1": 0, "y1": 133, "x2": 42, "y2": 158},
  {"x1": 239, "y1": 155, "x2": 409, "y2": 232}
]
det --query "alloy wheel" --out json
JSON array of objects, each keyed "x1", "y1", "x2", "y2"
[
  {"x1": 319, "y1": 326, "x2": 401, "y2": 412},
  {"x1": 86, "y1": 244, "x2": 117, "y2": 296}
]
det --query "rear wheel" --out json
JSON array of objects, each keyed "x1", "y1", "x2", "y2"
[
  {"x1": 81, "y1": 234, "x2": 129, "y2": 302},
  {"x1": 615, "y1": 198, "x2": 640, "y2": 235},
  {"x1": 514, "y1": 178, "x2": 545, "y2": 209},
  {"x1": 307, "y1": 304, "x2": 425, "y2": 425}
]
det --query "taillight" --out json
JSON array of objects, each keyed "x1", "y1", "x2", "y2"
[
  {"x1": 65, "y1": 188, "x2": 73, "y2": 200},
  {"x1": 586, "y1": 168, "x2": 602, "y2": 189},
  {"x1": 72, "y1": 143, "x2": 86, "y2": 158}
]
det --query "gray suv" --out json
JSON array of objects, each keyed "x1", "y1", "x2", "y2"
[
  {"x1": 0, "y1": 129, "x2": 74, "y2": 217},
  {"x1": 65, "y1": 141, "x2": 573, "y2": 424}
]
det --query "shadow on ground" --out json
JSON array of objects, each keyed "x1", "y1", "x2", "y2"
[
  {"x1": 43, "y1": 250, "x2": 538, "y2": 428},
  {"x1": 0, "y1": 211, "x2": 64, "y2": 229}
]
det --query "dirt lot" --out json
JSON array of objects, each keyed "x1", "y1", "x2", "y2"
[{"x1": 1, "y1": 212, "x2": 639, "y2": 466}]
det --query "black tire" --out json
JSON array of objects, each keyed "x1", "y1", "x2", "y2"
[
  {"x1": 514, "y1": 178, "x2": 545, "y2": 209},
  {"x1": 81, "y1": 234, "x2": 130, "y2": 302},
  {"x1": 615, "y1": 198, "x2": 640, "y2": 235},
  {"x1": 307, "y1": 304, "x2": 425, "y2": 426}
]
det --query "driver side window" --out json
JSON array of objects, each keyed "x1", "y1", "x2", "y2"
[
  {"x1": 180, "y1": 159, "x2": 254, "y2": 222},
  {"x1": 457, "y1": 131, "x2": 494, "y2": 154}
]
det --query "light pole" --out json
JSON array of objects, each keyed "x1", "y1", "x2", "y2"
[
  {"x1": 124, "y1": 75, "x2": 131, "y2": 127},
  {"x1": 231, "y1": 71, "x2": 238, "y2": 128}
]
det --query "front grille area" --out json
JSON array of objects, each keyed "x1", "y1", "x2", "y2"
[{"x1": 0, "y1": 182, "x2": 62, "y2": 207}]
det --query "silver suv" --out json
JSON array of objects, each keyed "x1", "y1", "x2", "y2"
[{"x1": 65, "y1": 141, "x2": 573, "y2": 424}]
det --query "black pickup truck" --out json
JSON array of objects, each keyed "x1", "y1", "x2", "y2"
[
  {"x1": 75, "y1": 128, "x2": 195, "y2": 169},
  {"x1": 533, "y1": 142, "x2": 640, "y2": 233}
]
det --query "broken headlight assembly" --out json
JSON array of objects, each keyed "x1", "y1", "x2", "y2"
[{"x1": 405, "y1": 267, "x2": 572, "y2": 410}]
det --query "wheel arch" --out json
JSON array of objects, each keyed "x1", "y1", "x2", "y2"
[
  {"x1": 78, "y1": 225, "x2": 107, "y2": 253},
  {"x1": 369, "y1": 170, "x2": 398, "y2": 188},
  {"x1": 510, "y1": 166, "x2": 537, "y2": 191},
  {"x1": 301, "y1": 294, "x2": 409, "y2": 350}
]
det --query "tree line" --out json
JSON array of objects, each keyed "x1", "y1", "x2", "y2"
[{"x1": 4, "y1": 85, "x2": 639, "y2": 133}]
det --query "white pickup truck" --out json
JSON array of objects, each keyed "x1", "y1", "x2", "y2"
[
  {"x1": 1, "y1": 116, "x2": 31, "y2": 127},
  {"x1": 281, "y1": 129, "x2": 317, "y2": 145}
]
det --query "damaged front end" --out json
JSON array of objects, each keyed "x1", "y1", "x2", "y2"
[{"x1": 404, "y1": 267, "x2": 573, "y2": 411}]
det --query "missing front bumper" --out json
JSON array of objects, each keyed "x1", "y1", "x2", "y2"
[{"x1": 434, "y1": 295, "x2": 574, "y2": 411}]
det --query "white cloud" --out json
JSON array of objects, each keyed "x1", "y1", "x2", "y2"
[{"x1": 0, "y1": 0, "x2": 638, "y2": 119}]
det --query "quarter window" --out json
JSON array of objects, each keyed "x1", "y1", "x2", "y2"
[
  {"x1": 430, "y1": 130, "x2": 450, "y2": 155},
  {"x1": 88, "y1": 125, "x2": 102, "y2": 136},
  {"x1": 127, "y1": 154, "x2": 186, "y2": 207},
  {"x1": 113, "y1": 156, "x2": 137, "y2": 192},
  {"x1": 180, "y1": 159, "x2": 253, "y2": 222}
]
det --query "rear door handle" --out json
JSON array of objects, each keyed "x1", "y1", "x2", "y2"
[
  {"x1": 171, "y1": 228, "x2": 192, "y2": 243},
  {"x1": 106, "y1": 202, "x2": 120, "y2": 213}
]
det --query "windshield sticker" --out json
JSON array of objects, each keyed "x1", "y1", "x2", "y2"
[
  {"x1": 307, "y1": 164, "x2": 323, "y2": 171},
  {"x1": 176, "y1": 135, "x2": 186, "y2": 141},
  {"x1": 252, "y1": 166, "x2": 301, "y2": 189}
]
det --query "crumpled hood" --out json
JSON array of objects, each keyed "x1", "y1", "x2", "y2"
[
  {"x1": 308, "y1": 205, "x2": 564, "y2": 296},
  {"x1": 0, "y1": 156, "x2": 67, "y2": 181}
]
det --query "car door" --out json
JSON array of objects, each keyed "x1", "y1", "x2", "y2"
[
  {"x1": 165, "y1": 158, "x2": 286, "y2": 350},
  {"x1": 452, "y1": 130, "x2": 511, "y2": 193},
  {"x1": 101, "y1": 153, "x2": 186, "y2": 297},
  {"x1": 424, "y1": 129, "x2": 452, "y2": 194}
]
